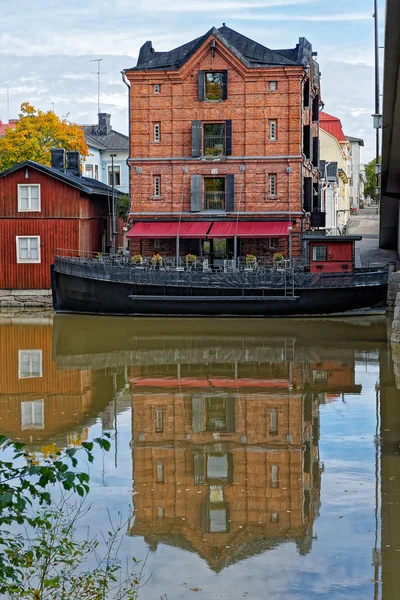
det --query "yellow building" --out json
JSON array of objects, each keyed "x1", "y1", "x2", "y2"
[{"x1": 319, "y1": 112, "x2": 351, "y2": 230}]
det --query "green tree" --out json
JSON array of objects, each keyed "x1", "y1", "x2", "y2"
[
  {"x1": 0, "y1": 103, "x2": 88, "y2": 171},
  {"x1": 364, "y1": 157, "x2": 381, "y2": 201},
  {"x1": 116, "y1": 195, "x2": 130, "y2": 221},
  {"x1": 0, "y1": 435, "x2": 140, "y2": 599}
]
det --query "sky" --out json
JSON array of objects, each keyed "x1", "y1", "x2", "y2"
[{"x1": 0, "y1": 0, "x2": 386, "y2": 162}]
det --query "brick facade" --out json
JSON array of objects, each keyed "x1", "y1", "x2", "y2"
[{"x1": 125, "y1": 26, "x2": 321, "y2": 263}]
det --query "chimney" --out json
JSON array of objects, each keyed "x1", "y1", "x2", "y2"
[
  {"x1": 66, "y1": 151, "x2": 81, "y2": 177},
  {"x1": 51, "y1": 148, "x2": 65, "y2": 172},
  {"x1": 97, "y1": 113, "x2": 111, "y2": 135}
]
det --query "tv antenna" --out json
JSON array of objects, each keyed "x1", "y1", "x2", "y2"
[{"x1": 90, "y1": 58, "x2": 103, "y2": 115}]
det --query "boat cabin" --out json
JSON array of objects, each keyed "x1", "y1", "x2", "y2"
[{"x1": 303, "y1": 235, "x2": 362, "y2": 274}]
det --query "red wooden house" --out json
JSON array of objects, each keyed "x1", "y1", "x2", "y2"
[{"x1": 0, "y1": 149, "x2": 119, "y2": 291}]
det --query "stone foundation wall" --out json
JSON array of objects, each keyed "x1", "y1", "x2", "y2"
[
  {"x1": 387, "y1": 271, "x2": 400, "y2": 311},
  {"x1": 0, "y1": 289, "x2": 53, "y2": 308}
]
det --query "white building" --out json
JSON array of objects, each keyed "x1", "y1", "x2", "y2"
[
  {"x1": 346, "y1": 136, "x2": 365, "y2": 210},
  {"x1": 82, "y1": 113, "x2": 129, "y2": 195}
]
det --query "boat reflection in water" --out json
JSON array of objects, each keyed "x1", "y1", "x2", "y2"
[{"x1": 3, "y1": 314, "x2": 399, "y2": 598}]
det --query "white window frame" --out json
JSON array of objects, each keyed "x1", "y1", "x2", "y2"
[
  {"x1": 18, "y1": 349, "x2": 43, "y2": 379},
  {"x1": 153, "y1": 176, "x2": 161, "y2": 198},
  {"x1": 270, "y1": 464, "x2": 279, "y2": 488},
  {"x1": 268, "y1": 238, "x2": 277, "y2": 249},
  {"x1": 85, "y1": 163, "x2": 99, "y2": 180},
  {"x1": 269, "y1": 409, "x2": 278, "y2": 433},
  {"x1": 16, "y1": 236, "x2": 41, "y2": 264},
  {"x1": 153, "y1": 123, "x2": 161, "y2": 143},
  {"x1": 155, "y1": 408, "x2": 164, "y2": 432},
  {"x1": 268, "y1": 81, "x2": 278, "y2": 92},
  {"x1": 107, "y1": 165, "x2": 121, "y2": 187},
  {"x1": 156, "y1": 461, "x2": 164, "y2": 483},
  {"x1": 154, "y1": 84, "x2": 161, "y2": 94},
  {"x1": 21, "y1": 399, "x2": 45, "y2": 430},
  {"x1": 269, "y1": 121, "x2": 277, "y2": 141},
  {"x1": 18, "y1": 184, "x2": 41, "y2": 212},
  {"x1": 268, "y1": 174, "x2": 277, "y2": 196}
]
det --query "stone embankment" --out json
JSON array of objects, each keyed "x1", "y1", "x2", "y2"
[{"x1": 0, "y1": 289, "x2": 53, "y2": 308}]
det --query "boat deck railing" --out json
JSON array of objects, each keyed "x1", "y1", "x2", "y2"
[{"x1": 54, "y1": 254, "x2": 389, "y2": 290}]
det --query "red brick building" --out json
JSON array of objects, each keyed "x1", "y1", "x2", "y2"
[
  {"x1": 124, "y1": 25, "x2": 321, "y2": 265},
  {"x1": 0, "y1": 149, "x2": 119, "y2": 294}
]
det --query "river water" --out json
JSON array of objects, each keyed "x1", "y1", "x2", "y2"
[{"x1": 1, "y1": 313, "x2": 399, "y2": 600}]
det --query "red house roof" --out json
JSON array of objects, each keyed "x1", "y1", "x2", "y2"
[
  {"x1": 319, "y1": 112, "x2": 347, "y2": 143},
  {"x1": 0, "y1": 119, "x2": 18, "y2": 136}
]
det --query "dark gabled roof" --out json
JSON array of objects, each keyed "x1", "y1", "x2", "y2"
[
  {"x1": 83, "y1": 126, "x2": 128, "y2": 152},
  {"x1": 129, "y1": 25, "x2": 312, "y2": 71},
  {"x1": 0, "y1": 160, "x2": 123, "y2": 197},
  {"x1": 346, "y1": 135, "x2": 365, "y2": 147}
]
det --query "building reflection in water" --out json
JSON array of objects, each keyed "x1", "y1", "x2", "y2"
[
  {"x1": 119, "y1": 318, "x2": 365, "y2": 572},
  {"x1": 2, "y1": 314, "x2": 394, "y2": 590},
  {"x1": 0, "y1": 318, "x2": 129, "y2": 459}
]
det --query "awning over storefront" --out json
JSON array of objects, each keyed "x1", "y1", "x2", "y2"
[
  {"x1": 207, "y1": 221, "x2": 292, "y2": 238},
  {"x1": 127, "y1": 221, "x2": 212, "y2": 239}
]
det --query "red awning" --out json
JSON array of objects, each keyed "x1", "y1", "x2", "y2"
[
  {"x1": 127, "y1": 222, "x2": 211, "y2": 239},
  {"x1": 207, "y1": 221, "x2": 292, "y2": 239}
]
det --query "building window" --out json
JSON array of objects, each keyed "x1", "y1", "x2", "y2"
[
  {"x1": 270, "y1": 512, "x2": 279, "y2": 523},
  {"x1": 18, "y1": 184, "x2": 40, "y2": 212},
  {"x1": 268, "y1": 174, "x2": 277, "y2": 196},
  {"x1": 21, "y1": 400, "x2": 44, "y2": 430},
  {"x1": 85, "y1": 164, "x2": 99, "y2": 180},
  {"x1": 270, "y1": 465, "x2": 279, "y2": 488},
  {"x1": 269, "y1": 120, "x2": 277, "y2": 141},
  {"x1": 209, "y1": 505, "x2": 228, "y2": 533},
  {"x1": 312, "y1": 246, "x2": 327, "y2": 261},
  {"x1": 268, "y1": 238, "x2": 277, "y2": 250},
  {"x1": 154, "y1": 84, "x2": 161, "y2": 94},
  {"x1": 268, "y1": 81, "x2": 278, "y2": 92},
  {"x1": 206, "y1": 453, "x2": 228, "y2": 480},
  {"x1": 108, "y1": 165, "x2": 121, "y2": 186},
  {"x1": 18, "y1": 350, "x2": 42, "y2": 379},
  {"x1": 269, "y1": 409, "x2": 278, "y2": 434},
  {"x1": 205, "y1": 177, "x2": 225, "y2": 211},
  {"x1": 204, "y1": 123, "x2": 225, "y2": 156},
  {"x1": 156, "y1": 461, "x2": 164, "y2": 483},
  {"x1": 153, "y1": 238, "x2": 160, "y2": 249},
  {"x1": 157, "y1": 506, "x2": 164, "y2": 518},
  {"x1": 312, "y1": 369, "x2": 328, "y2": 383},
  {"x1": 205, "y1": 72, "x2": 225, "y2": 101},
  {"x1": 153, "y1": 175, "x2": 161, "y2": 198},
  {"x1": 16, "y1": 236, "x2": 40, "y2": 264},
  {"x1": 155, "y1": 409, "x2": 164, "y2": 433},
  {"x1": 153, "y1": 123, "x2": 161, "y2": 143}
]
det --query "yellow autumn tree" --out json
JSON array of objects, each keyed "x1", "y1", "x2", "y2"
[{"x1": 0, "y1": 102, "x2": 88, "y2": 171}]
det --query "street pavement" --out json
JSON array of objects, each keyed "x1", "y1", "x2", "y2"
[{"x1": 347, "y1": 206, "x2": 399, "y2": 267}]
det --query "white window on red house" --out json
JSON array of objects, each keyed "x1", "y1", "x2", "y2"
[
  {"x1": 155, "y1": 408, "x2": 164, "y2": 432},
  {"x1": 156, "y1": 461, "x2": 164, "y2": 482},
  {"x1": 154, "y1": 84, "x2": 161, "y2": 94},
  {"x1": 18, "y1": 349, "x2": 42, "y2": 379},
  {"x1": 107, "y1": 165, "x2": 121, "y2": 186},
  {"x1": 18, "y1": 184, "x2": 40, "y2": 212},
  {"x1": 16, "y1": 236, "x2": 41, "y2": 263},
  {"x1": 269, "y1": 120, "x2": 277, "y2": 141},
  {"x1": 153, "y1": 176, "x2": 161, "y2": 197},
  {"x1": 268, "y1": 174, "x2": 277, "y2": 196},
  {"x1": 153, "y1": 123, "x2": 161, "y2": 143},
  {"x1": 21, "y1": 400, "x2": 44, "y2": 430},
  {"x1": 268, "y1": 81, "x2": 278, "y2": 92},
  {"x1": 270, "y1": 464, "x2": 279, "y2": 488}
]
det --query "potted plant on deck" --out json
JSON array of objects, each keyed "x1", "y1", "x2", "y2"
[
  {"x1": 273, "y1": 252, "x2": 285, "y2": 269},
  {"x1": 185, "y1": 254, "x2": 197, "y2": 268},
  {"x1": 151, "y1": 253, "x2": 163, "y2": 268},
  {"x1": 131, "y1": 254, "x2": 143, "y2": 265},
  {"x1": 245, "y1": 254, "x2": 257, "y2": 270}
]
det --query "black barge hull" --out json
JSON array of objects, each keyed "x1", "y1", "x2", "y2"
[{"x1": 52, "y1": 269, "x2": 388, "y2": 317}]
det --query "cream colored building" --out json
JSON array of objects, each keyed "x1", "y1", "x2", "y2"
[{"x1": 319, "y1": 112, "x2": 351, "y2": 230}]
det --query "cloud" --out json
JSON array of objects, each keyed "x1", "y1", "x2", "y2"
[{"x1": 237, "y1": 12, "x2": 372, "y2": 22}]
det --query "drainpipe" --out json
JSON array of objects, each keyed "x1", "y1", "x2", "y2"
[
  {"x1": 300, "y1": 70, "x2": 308, "y2": 255},
  {"x1": 121, "y1": 70, "x2": 131, "y2": 239}
]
